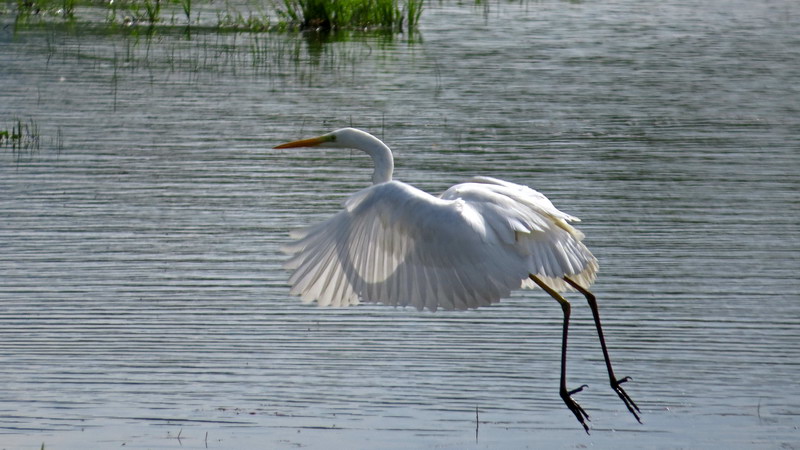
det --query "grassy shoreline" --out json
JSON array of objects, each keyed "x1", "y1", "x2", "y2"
[{"x1": 8, "y1": 0, "x2": 424, "y2": 33}]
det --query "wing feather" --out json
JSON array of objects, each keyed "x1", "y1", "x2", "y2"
[
  {"x1": 442, "y1": 177, "x2": 598, "y2": 291},
  {"x1": 283, "y1": 178, "x2": 598, "y2": 311}
]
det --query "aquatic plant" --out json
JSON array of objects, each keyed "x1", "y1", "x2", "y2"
[
  {"x1": 405, "y1": 0, "x2": 422, "y2": 30},
  {"x1": 178, "y1": 0, "x2": 191, "y2": 23},
  {"x1": 14, "y1": 0, "x2": 76, "y2": 19},
  {"x1": 0, "y1": 118, "x2": 41, "y2": 153},
  {"x1": 216, "y1": 3, "x2": 273, "y2": 32},
  {"x1": 143, "y1": 0, "x2": 161, "y2": 23},
  {"x1": 10, "y1": 0, "x2": 424, "y2": 32},
  {"x1": 278, "y1": 0, "x2": 423, "y2": 32},
  {"x1": 106, "y1": 0, "x2": 163, "y2": 26}
]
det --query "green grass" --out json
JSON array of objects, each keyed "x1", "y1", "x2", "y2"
[
  {"x1": 278, "y1": 0, "x2": 423, "y2": 31},
  {"x1": 216, "y1": 3, "x2": 273, "y2": 32},
  {"x1": 14, "y1": 0, "x2": 76, "y2": 19},
  {"x1": 10, "y1": 0, "x2": 424, "y2": 32}
]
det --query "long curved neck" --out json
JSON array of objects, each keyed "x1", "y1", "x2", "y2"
[{"x1": 348, "y1": 130, "x2": 394, "y2": 184}]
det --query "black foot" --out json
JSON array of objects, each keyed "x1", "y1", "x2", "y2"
[
  {"x1": 561, "y1": 384, "x2": 590, "y2": 434},
  {"x1": 611, "y1": 376, "x2": 641, "y2": 423}
]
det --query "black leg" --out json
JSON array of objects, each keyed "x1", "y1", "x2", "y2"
[
  {"x1": 529, "y1": 275, "x2": 590, "y2": 433},
  {"x1": 563, "y1": 276, "x2": 641, "y2": 423}
]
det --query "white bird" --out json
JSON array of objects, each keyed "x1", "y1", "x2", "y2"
[{"x1": 275, "y1": 127, "x2": 640, "y2": 432}]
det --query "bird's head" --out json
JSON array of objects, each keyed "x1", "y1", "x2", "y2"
[
  {"x1": 274, "y1": 127, "x2": 395, "y2": 184},
  {"x1": 274, "y1": 128, "x2": 370, "y2": 150}
]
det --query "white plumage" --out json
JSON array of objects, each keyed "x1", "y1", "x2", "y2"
[
  {"x1": 277, "y1": 128, "x2": 597, "y2": 311},
  {"x1": 274, "y1": 128, "x2": 640, "y2": 432}
]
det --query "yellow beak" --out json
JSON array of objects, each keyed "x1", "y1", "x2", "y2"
[{"x1": 273, "y1": 134, "x2": 332, "y2": 149}]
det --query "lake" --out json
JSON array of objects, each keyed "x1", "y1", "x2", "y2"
[{"x1": 1, "y1": 0, "x2": 799, "y2": 448}]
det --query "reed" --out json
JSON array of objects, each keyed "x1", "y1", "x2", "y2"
[
  {"x1": 0, "y1": 118, "x2": 40, "y2": 153},
  {"x1": 144, "y1": 0, "x2": 161, "y2": 23},
  {"x1": 279, "y1": 0, "x2": 423, "y2": 32},
  {"x1": 217, "y1": 4, "x2": 272, "y2": 32},
  {"x1": 178, "y1": 0, "x2": 191, "y2": 23},
  {"x1": 11, "y1": 0, "x2": 424, "y2": 32},
  {"x1": 15, "y1": 0, "x2": 75, "y2": 19}
]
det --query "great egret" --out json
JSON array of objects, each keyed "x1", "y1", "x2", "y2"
[{"x1": 275, "y1": 128, "x2": 640, "y2": 432}]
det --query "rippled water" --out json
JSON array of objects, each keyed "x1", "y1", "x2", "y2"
[{"x1": 2, "y1": 0, "x2": 799, "y2": 448}]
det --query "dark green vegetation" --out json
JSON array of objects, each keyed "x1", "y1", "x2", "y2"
[
  {"x1": 9, "y1": 0, "x2": 424, "y2": 32},
  {"x1": 279, "y1": 0, "x2": 423, "y2": 32},
  {"x1": 0, "y1": 118, "x2": 40, "y2": 153}
]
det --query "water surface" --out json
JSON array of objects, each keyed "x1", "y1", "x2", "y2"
[{"x1": 1, "y1": 0, "x2": 799, "y2": 448}]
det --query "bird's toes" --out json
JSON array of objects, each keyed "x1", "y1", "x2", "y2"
[
  {"x1": 611, "y1": 378, "x2": 642, "y2": 423},
  {"x1": 561, "y1": 386, "x2": 591, "y2": 433},
  {"x1": 616, "y1": 376, "x2": 633, "y2": 385},
  {"x1": 569, "y1": 384, "x2": 589, "y2": 396}
]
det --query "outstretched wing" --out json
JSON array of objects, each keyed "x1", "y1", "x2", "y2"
[
  {"x1": 283, "y1": 180, "x2": 531, "y2": 311},
  {"x1": 443, "y1": 176, "x2": 598, "y2": 292},
  {"x1": 284, "y1": 177, "x2": 598, "y2": 311}
]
